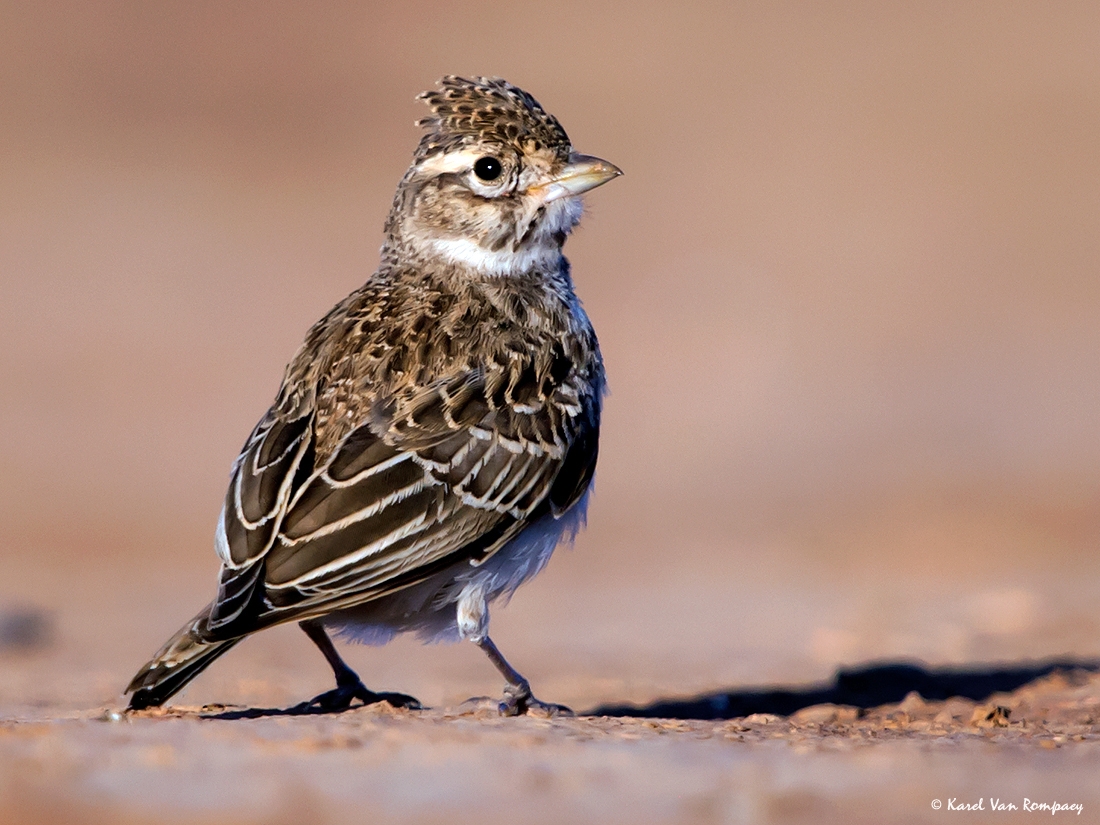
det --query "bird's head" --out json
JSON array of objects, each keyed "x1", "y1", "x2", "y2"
[{"x1": 384, "y1": 76, "x2": 621, "y2": 277}]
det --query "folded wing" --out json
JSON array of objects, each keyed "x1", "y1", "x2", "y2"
[{"x1": 206, "y1": 364, "x2": 597, "y2": 638}]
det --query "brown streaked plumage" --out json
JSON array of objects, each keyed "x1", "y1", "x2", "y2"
[{"x1": 126, "y1": 76, "x2": 621, "y2": 716}]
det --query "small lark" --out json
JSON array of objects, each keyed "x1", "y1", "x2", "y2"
[{"x1": 126, "y1": 76, "x2": 621, "y2": 716}]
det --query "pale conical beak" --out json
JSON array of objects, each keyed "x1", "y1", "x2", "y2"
[{"x1": 532, "y1": 153, "x2": 623, "y2": 203}]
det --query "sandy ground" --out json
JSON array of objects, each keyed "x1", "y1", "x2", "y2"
[
  {"x1": 3, "y1": 667, "x2": 1100, "y2": 825},
  {"x1": 3, "y1": 562, "x2": 1100, "y2": 825},
  {"x1": 3, "y1": 2, "x2": 1100, "y2": 823}
]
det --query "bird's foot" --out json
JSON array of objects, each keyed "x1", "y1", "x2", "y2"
[
  {"x1": 499, "y1": 681, "x2": 573, "y2": 718},
  {"x1": 294, "y1": 680, "x2": 421, "y2": 713}
]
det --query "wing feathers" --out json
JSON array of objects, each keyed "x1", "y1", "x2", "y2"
[
  {"x1": 223, "y1": 414, "x2": 314, "y2": 566},
  {"x1": 327, "y1": 425, "x2": 398, "y2": 480},
  {"x1": 267, "y1": 485, "x2": 442, "y2": 586},
  {"x1": 281, "y1": 454, "x2": 427, "y2": 540},
  {"x1": 212, "y1": 362, "x2": 599, "y2": 628}
]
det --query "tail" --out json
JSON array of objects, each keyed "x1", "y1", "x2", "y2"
[{"x1": 126, "y1": 604, "x2": 242, "y2": 710}]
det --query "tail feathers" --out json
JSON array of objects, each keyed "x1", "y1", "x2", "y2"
[{"x1": 127, "y1": 605, "x2": 241, "y2": 710}]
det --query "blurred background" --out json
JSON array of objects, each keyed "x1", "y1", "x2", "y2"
[{"x1": 1, "y1": 0, "x2": 1099, "y2": 713}]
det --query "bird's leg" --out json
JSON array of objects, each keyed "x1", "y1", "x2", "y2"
[
  {"x1": 475, "y1": 635, "x2": 572, "y2": 717},
  {"x1": 296, "y1": 619, "x2": 420, "y2": 711}
]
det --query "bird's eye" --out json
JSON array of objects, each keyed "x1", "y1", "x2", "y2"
[{"x1": 473, "y1": 156, "x2": 502, "y2": 181}]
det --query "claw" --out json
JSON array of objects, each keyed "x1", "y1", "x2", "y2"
[
  {"x1": 373, "y1": 690, "x2": 422, "y2": 710},
  {"x1": 499, "y1": 681, "x2": 573, "y2": 718},
  {"x1": 293, "y1": 680, "x2": 421, "y2": 713}
]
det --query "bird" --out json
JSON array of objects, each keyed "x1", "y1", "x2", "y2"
[{"x1": 125, "y1": 76, "x2": 621, "y2": 717}]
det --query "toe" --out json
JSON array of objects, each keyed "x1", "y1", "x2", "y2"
[
  {"x1": 295, "y1": 684, "x2": 368, "y2": 712},
  {"x1": 497, "y1": 684, "x2": 571, "y2": 718},
  {"x1": 293, "y1": 683, "x2": 421, "y2": 714},
  {"x1": 374, "y1": 690, "x2": 422, "y2": 710},
  {"x1": 526, "y1": 699, "x2": 574, "y2": 719}
]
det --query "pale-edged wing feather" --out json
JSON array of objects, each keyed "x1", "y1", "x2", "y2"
[{"x1": 206, "y1": 366, "x2": 597, "y2": 638}]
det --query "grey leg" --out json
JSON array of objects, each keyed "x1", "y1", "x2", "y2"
[{"x1": 475, "y1": 635, "x2": 572, "y2": 717}]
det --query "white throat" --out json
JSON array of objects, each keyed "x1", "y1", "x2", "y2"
[{"x1": 425, "y1": 237, "x2": 562, "y2": 277}]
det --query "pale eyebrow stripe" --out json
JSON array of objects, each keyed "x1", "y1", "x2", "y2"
[{"x1": 417, "y1": 149, "x2": 484, "y2": 175}]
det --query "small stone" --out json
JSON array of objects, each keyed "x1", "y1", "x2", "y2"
[
  {"x1": 933, "y1": 699, "x2": 973, "y2": 727},
  {"x1": 970, "y1": 704, "x2": 1011, "y2": 728},
  {"x1": 883, "y1": 710, "x2": 911, "y2": 729},
  {"x1": 449, "y1": 696, "x2": 500, "y2": 718},
  {"x1": 898, "y1": 691, "x2": 926, "y2": 713},
  {"x1": 791, "y1": 704, "x2": 842, "y2": 725},
  {"x1": 741, "y1": 713, "x2": 781, "y2": 726},
  {"x1": 834, "y1": 706, "x2": 860, "y2": 724}
]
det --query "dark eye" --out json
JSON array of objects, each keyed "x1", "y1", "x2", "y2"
[{"x1": 474, "y1": 156, "x2": 502, "y2": 181}]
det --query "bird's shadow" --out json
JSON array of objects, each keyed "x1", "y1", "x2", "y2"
[
  {"x1": 590, "y1": 657, "x2": 1100, "y2": 720},
  {"x1": 202, "y1": 692, "x2": 424, "y2": 720},
  {"x1": 204, "y1": 704, "x2": 356, "y2": 720}
]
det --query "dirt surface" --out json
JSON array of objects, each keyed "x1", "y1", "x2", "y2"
[
  {"x1": 4, "y1": 2, "x2": 1100, "y2": 823},
  {"x1": 3, "y1": 669, "x2": 1100, "y2": 825}
]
